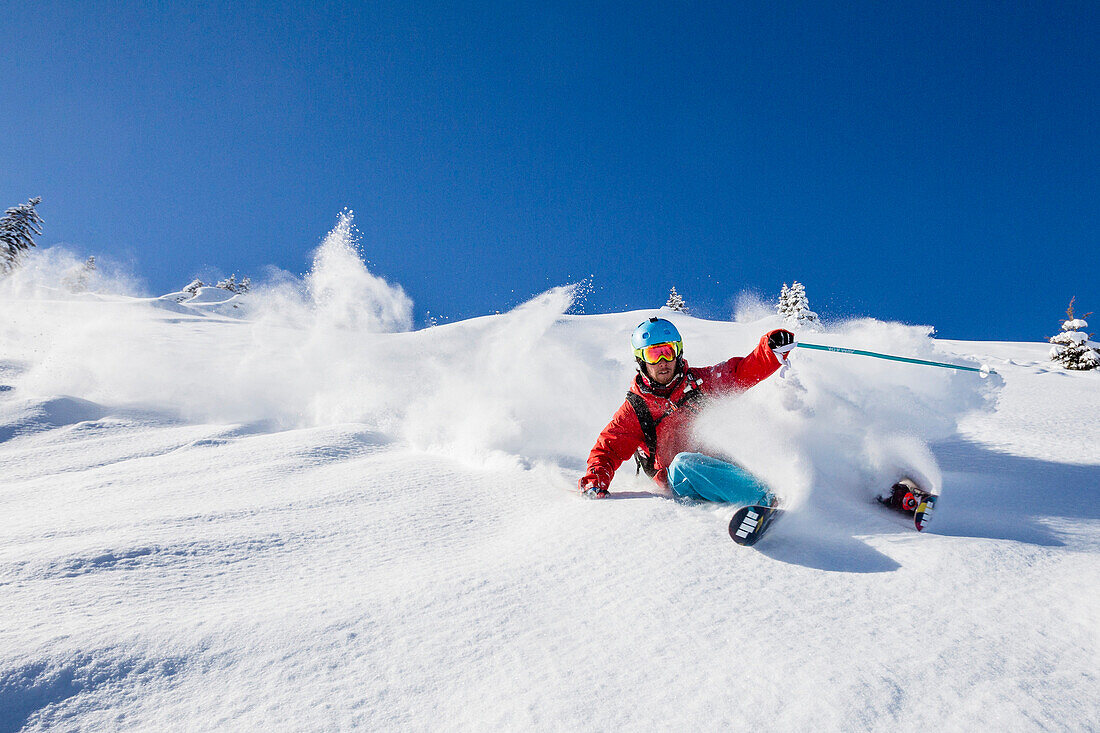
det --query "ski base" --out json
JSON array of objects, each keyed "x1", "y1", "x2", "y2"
[
  {"x1": 728, "y1": 504, "x2": 783, "y2": 546},
  {"x1": 914, "y1": 493, "x2": 937, "y2": 532}
]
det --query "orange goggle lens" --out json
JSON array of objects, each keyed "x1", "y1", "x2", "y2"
[{"x1": 635, "y1": 341, "x2": 681, "y2": 364}]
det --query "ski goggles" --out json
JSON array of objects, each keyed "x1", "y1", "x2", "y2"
[{"x1": 634, "y1": 340, "x2": 682, "y2": 364}]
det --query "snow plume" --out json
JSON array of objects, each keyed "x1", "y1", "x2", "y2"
[
  {"x1": 304, "y1": 211, "x2": 413, "y2": 333},
  {"x1": 206, "y1": 279, "x2": 605, "y2": 465},
  {"x1": 693, "y1": 318, "x2": 995, "y2": 508},
  {"x1": 0, "y1": 212, "x2": 414, "y2": 426},
  {"x1": 0, "y1": 217, "x2": 607, "y2": 467},
  {"x1": 398, "y1": 286, "x2": 583, "y2": 461},
  {"x1": 0, "y1": 246, "x2": 136, "y2": 299},
  {"x1": 732, "y1": 290, "x2": 774, "y2": 322}
]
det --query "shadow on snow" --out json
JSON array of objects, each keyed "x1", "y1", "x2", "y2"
[{"x1": 929, "y1": 436, "x2": 1100, "y2": 546}]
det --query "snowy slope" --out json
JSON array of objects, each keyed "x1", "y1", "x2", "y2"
[{"x1": 1, "y1": 242, "x2": 1098, "y2": 731}]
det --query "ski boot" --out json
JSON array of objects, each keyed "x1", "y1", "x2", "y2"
[{"x1": 877, "y1": 478, "x2": 938, "y2": 532}]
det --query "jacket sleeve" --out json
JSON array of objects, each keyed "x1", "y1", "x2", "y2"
[
  {"x1": 580, "y1": 400, "x2": 646, "y2": 490},
  {"x1": 711, "y1": 332, "x2": 783, "y2": 392}
]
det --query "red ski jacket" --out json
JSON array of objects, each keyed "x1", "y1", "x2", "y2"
[{"x1": 580, "y1": 332, "x2": 785, "y2": 491}]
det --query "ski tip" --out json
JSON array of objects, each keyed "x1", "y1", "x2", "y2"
[{"x1": 728, "y1": 504, "x2": 780, "y2": 546}]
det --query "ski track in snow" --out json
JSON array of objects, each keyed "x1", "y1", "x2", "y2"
[{"x1": 1, "y1": 271, "x2": 1098, "y2": 730}]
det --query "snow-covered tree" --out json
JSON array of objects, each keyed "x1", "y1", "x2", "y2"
[
  {"x1": 173, "y1": 279, "x2": 204, "y2": 302},
  {"x1": 1, "y1": 197, "x2": 44, "y2": 274},
  {"x1": 215, "y1": 274, "x2": 251, "y2": 294},
  {"x1": 777, "y1": 281, "x2": 819, "y2": 330},
  {"x1": 665, "y1": 286, "x2": 689, "y2": 313},
  {"x1": 1049, "y1": 298, "x2": 1099, "y2": 370}
]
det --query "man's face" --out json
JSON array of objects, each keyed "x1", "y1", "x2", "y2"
[{"x1": 644, "y1": 358, "x2": 677, "y2": 385}]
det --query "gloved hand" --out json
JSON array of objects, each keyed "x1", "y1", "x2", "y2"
[
  {"x1": 578, "y1": 480, "x2": 609, "y2": 499},
  {"x1": 766, "y1": 329, "x2": 796, "y2": 358}
]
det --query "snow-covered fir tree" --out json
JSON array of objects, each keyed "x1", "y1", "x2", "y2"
[
  {"x1": 174, "y1": 279, "x2": 206, "y2": 302},
  {"x1": 777, "y1": 281, "x2": 819, "y2": 330},
  {"x1": 1049, "y1": 298, "x2": 1099, "y2": 370},
  {"x1": 0, "y1": 197, "x2": 44, "y2": 274},
  {"x1": 215, "y1": 274, "x2": 251, "y2": 294},
  {"x1": 665, "y1": 287, "x2": 688, "y2": 313}
]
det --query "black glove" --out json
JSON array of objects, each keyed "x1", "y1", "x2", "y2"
[{"x1": 767, "y1": 329, "x2": 796, "y2": 350}]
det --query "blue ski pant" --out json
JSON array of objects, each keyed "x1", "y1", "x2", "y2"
[{"x1": 667, "y1": 452, "x2": 775, "y2": 506}]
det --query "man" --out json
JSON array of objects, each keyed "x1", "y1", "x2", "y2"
[{"x1": 579, "y1": 317, "x2": 796, "y2": 504}]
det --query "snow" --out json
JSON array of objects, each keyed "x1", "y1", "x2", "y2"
[
  {"x1": 1052, "y1": 330, "x2": 1089, "y2": 344},
  {"x1": 1, "y1": 242, "x2": 1098, "y2": 730}
]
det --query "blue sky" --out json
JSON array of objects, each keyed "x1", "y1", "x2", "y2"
[{"x1": 3, "y1": 1, "x2": 1096, "y2": 340}]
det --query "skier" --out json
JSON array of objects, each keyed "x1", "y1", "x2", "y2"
[{"x1": 579, "y1": 317, "x2": 796, "y2": 505}]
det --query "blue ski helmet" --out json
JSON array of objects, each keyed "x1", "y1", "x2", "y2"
[{"x1": 631, "y1": 317, "x2": 682, "y2": 351}]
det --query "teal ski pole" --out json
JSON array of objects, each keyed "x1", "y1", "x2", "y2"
[{"x1": 797, "y1": 342, "x2": 996, "y2": 376}]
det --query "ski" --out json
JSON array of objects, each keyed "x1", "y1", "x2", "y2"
[
  {"x1": 877, "y1": 478, "x2": 938, "y2": 532},
  {"x1": 728, "y1": 503, "x2": 783, "y2": 546}
]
